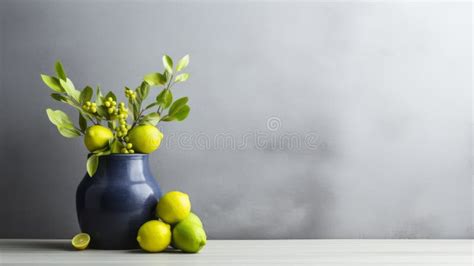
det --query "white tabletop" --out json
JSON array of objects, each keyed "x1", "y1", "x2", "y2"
[{"x1": 0, "y1": 239, "x2": 472, "y2": 265}]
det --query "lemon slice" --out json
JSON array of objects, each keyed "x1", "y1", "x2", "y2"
[{"x1": 72, "y1": 233, "x2": 90, "y2": 250}]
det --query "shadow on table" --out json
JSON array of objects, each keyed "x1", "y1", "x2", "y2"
[
  {"x1": 4, "y1": 241, "x2": 194, "y2": 253},
  {"x1": 126, "y1": 247, "x2": 190, "y2": 254},
  {"x1": 5, "y1": 241, "x2": 72, "y2": 251}
]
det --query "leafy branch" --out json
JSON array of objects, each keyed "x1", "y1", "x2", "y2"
[
  {"x1": 42, "y1": 54, "x2": 192, "y2": 177},
  {"x1": 143, "y1": 54, "x2": 191, "y2": 123}
]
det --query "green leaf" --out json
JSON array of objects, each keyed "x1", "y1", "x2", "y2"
[
  {"x1": 110, "y1": 140, "x2": 122, "y2": 153},
  {"x1": 160, "y1": 115, "x2": 175, "y2": 122},
  {"x1": 162, "y1": 54, "x2": 173, "y2": 73},
  {"x1": 140, "y1": 113, "x2": 161, "y2": 126},
  {"x1": 55, "y1": 60, "x2": 67, "y2": 81},
  {"x1": 101, "y1": 151, "x2": 111, "y2": 157},
  {"x1": 138, "y1": 82, "x2": 150, "y2": 101},
  {"x1": 128, "y1": 96, "x2": 139, "y2": 120},
  {"x1": 144, "y1": 102, "x2": 160, "y2": 110},
  {"x1": 96, "y1": 151, "x2": 111, "y2": 157},
  {"x1": 57, "y1": 125, "x2": 81, "y2": 138},
  {"x1": 144, "y1": 72, "x2": 166, "y2": 86},
  {"x1": 60, "y1": 78, "x2": 80, "y2": 102},
  {"x1": 105, "y1": 91, "x2": 117, "y2": 101},
  {"x1": 46, "y1": 108, "x2": 74, "y2": 127},
  {"x1": 164, "y1": 70, "x2": 171, "y2": 83},
  {"x1": 46, "y1": 108, "x2": 81, "y2": 137},
  {"x1": 50, "y1": 93, "x2": 67, "y2": 102},
  {"x1": 92, "y1": 145, "x2": 110, "y2": 154},
  {"x1": 142, "y1": 82, "x2": 150, "y2": 99},
  {"x1": 176, "y1": 54, "x2": 190, "y2": 71},
  {"x1": 156, "y1": 89, "x2": 173, "y2": 109},
  {"x1": 80, "y1": 86, "x2": 93, "y2": 104},
  {"x1": 174, "y1": 105, "x2": 190, "y2": 121},
  {"x1": 96, "y1": 106, "x2": 108, "y2": 117},
  {"x1": 96, "y1": 86, "x2": 103, "y2": 106},
  {"x1": 169, "y1": 97, "x2": 188, "y2": 115},
  {"x1": 79, "y1": 110, "x2": 93, "y2": 121},
  {"x1": 79, "y1": 113, "x2": 87, "y2": 132},
  {"x1": 132, "y1": 99, "x2": 140, "y2": 119},
  {"x1": 133, "y1": 86, "x2": 142, "y2": 105},
  {"x1": 174, "y1": 73, "x2": 189, "y2": 83},
  {"x1": 41, "y1": 74, "x2": 64, "y2": 92},
  {"x1": 107, "y1": 121, "x2": 114, "y2": 130},
  {"x1": 87, "y1": 155, "x2": 99, "y2": 177}
]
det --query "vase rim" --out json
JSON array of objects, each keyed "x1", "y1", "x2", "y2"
[{"x1": 87, "y1": 153, "x2": 149, "y2": 159}]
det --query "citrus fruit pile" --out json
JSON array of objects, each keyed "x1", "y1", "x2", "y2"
[
  {"x1": 138, "y1": 191, "x2": 207, "y2": 253},
  {"x1": 71, "y1": 191, "x2": 207, "y2": 253}
]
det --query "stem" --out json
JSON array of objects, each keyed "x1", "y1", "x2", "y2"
[
  {"x1": 131, "y1": 110, "x2": 144, "y2": 128},
  {"x1": 61, "y1": 94, "x2": 101, "y2": 126},
  {"x1": 74, "y1": 126, "x2": 84, "y2": 135},
  {"x1": 86, "y1": 114, "x2": 98, "y2": 125},
  {"x1": 166, "y1": 74, "x2": 174, "y2": 90},
  {"x1": 128, "y1": 73, "x2": 175, "y2": 128},
  {"x1": 156, "y1": 75, "x2": 174, "y2": 115}
]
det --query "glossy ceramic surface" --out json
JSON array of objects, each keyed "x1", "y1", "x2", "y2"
[{"x1": 76, "y1": 154, "x2": 162, "y2": 249}]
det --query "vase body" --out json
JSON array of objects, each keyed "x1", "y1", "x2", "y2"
[{"x1": 76, "y1": 154, "x2": 162, "y2": 249}]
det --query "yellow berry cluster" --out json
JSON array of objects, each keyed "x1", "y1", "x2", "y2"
[
  {"x1": 116, "y1": 102, "x2": 131, "y2": 138},
  {"x1": 82, "y1": 101, "x2": 97, "y2": 113},
  {"x1": 104, "y1": 97, "x2": 117, "y2": 115},
  {"x1": 121, "y1": 142, "x2": 135, "y2": 154},
  {"x1": 125, "y1": 88, "x2": 137, "y2": 100}
]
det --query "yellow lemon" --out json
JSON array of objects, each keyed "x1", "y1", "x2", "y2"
[
  {"x1": 136, "y1": 220, "x2": 171, "y2": 252},
  {"x1": 156, "y1": 191, "x2": 191, "y2": 224},
  {"x1": 172, "y1": 221, "x2": 207, "y2": 253},
  {"x1": 128, "y1": 125, "x2": 163, "y2": 154},
  {"x1": 84, "y1": 125, "x2": 113, "y2": 152},
  {"x1": 71, "y1": 233, "x2": 90, "y2": 250}
]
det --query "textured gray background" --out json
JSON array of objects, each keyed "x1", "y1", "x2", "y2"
[{"x1": 0, "y1": 1, "x2": 471, "y2": 239}]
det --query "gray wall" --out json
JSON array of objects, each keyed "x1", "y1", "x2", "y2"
[{"x1": 0, "y1": 0, "x2": 471, "y2": 239}]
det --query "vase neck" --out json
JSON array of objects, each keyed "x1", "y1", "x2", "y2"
[{"x1": 94, "y1": 154, "x2": 152, "y2": 181}]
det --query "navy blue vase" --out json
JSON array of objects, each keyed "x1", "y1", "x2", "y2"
[{"x1": 76, "y1": 154, "x2": 162, "y2": 250}]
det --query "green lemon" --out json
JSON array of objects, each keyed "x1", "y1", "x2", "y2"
[
  {"x1": 170, "y1": 212, "x2": 203, "y2": 248},
  {"x1": 136, "y1": 220, "x2": 171, "y2": 252},
  {"x1": 71, "y1": 233, "x2": 90, "y2": 250},
  {"x1": 84, "y1": 125, "x2": 114, "y2": 152},
  {"x1": 127, "y1": 125, "x2": 163, "y2": 154},
  {"x1": 183, "y1": 212, "x2": 203, "y2": 228},
  {"x1": 172, "y1": 221, "x2": 207, "y2": 253},
  {"x1": 156, "y1": 191, "x2": 191, "y2": 224}
]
